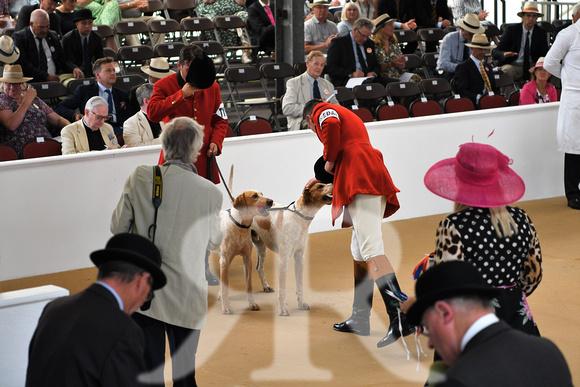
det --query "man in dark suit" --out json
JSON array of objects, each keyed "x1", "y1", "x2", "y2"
[
  {"x1": 56, "y1": 57, "x2": 134, "y2": 134},
  {"x1": 15, "y1": 0, "x2": 62, "y2": 37},
  {"x1": 248, "y1": 0, "x2": 275, "y2": 55},
  {"x1": 412, "y1": 0, "x2": 451, "y2": 52},
  {"x1": 326, "y1": 17, "x2": 395, "y2": 87},
  {"x1": 454, "y1": 33, "x2": 499, "y2": 106},
  {"x1": 25, "y1": 233, "x2": 167, "y2": 387},
  {"x1": 405, "y1": 260, "x2": 573, "y2": 387},
  {"x1": 62, "y1": 9, "x2": 104, "y2": 79},
  {"x1": 492, "y1": 1, "x2": 548, "y2": 83},
  {"x1": 13, "y1": 9, "x2": 73, "y2": 82}
]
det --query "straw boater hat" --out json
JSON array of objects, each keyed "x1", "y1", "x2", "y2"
[
  {"x1": 529, "y1": 56, "x2": 546, "y2": 73},
  {"x1": 373, "y1": 13, "x2": 397, "y2": 32},
  {"x1": 423, "y1": 142, "x2": 525, "y2": 208},
  {"x1": 0, "y1": 36, "x2": 20, "y2": 64},
  {"x1": 407, "y1": 261, "x2": 501, "y2": 325},
  {"x1": 141, "y1": 57, "x2": 175, "y2": 79},
  {"x1": 0, "y1": 64, "x2": 32, "y2": 83},
  {"x1": 90, "y1": 233, "x2": 167, "y2": 290},
  {"x1": 465, "y1": 33, "x2": 495, "y2": 49},
  {"x1": 457, "y1": 13, "x2": 485, "y2": 34},
  {"x1": 517, "y1": 1, "x2": 544, "y2": 17},
  {"x1": 73, "y1": 8, "x2": 96, "y2": 22},
  {"x1": 309, "y1": 0, "x2": 331, "y2": 8}
]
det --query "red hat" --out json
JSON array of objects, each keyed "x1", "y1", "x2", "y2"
[{"x1": 424, "y1": 143, "x2": 525, "y2": 208}]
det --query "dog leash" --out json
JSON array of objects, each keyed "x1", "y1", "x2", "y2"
[
  {"x1": 226, "y1": 209, "x2": 251, "y2": 229},
  {"x1": 268, "y1": 202, "x2": 314, "y2": 221},
  {"x1": 209, "y1": 154, "x2": 235, "y2": 203}
]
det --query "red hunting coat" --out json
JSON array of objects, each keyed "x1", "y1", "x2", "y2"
[{"x1": 312, "y1": 103, "x2": 400, "y2": 226}]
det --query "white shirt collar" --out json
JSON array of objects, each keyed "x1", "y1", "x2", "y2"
[{"x1": 461, "y1": 313, "x2": 499, "y2": 351}]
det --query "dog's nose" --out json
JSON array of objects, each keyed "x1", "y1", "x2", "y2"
[{"x1": 266, "y1": 199, "x2": 273, "y2": 207}]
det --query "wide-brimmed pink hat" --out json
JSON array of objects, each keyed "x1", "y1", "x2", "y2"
[{"x1": 424, "y1": 143, "x2": 525, "y2": 207}]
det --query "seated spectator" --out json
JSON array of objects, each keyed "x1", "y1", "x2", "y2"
[
  {"x1": 123, "y1": 83, "x2": 163, "y2": 146},
  {"x1": 519, "y1": 57, "x2": 558, "y2": 105},
  {"x1": 353, "y1": 0, "x2": 377, "y2": 20},
  {"x1": 55, "y1": 0, "x2": 78, "y2": 36},
  {"x1": 304, "y1": 0, "x2": 339, "y2": 55},
  {"x1": 377, "y1": 0, "x2": 416, "y2": 31},
  {"x1": 15, "y1": 0, "x2": 62, "y2": 38},
  {"x1": 492, "y1": 2, "x2": 548, "y2": 83},
  {"x1": 247, "y1": 0, "x2": 275, "y2": 59},
  {"x1": 116, "y1": 0, "x2": 164, "y2": 47},
  {"x1": 13, "y1": 9, "x2": 75, "y2": 82},
  {"x1": 413, "y1": 0, "x2": 452, "y2": 52},
  {"x1": 62, "y1": 9, "x2": 104, "y2": 80},
  {"x1": 326, "y1": 17, "x2": 395, "y2": 87},
  {"x1": 373, "y1": 13, "x2": 420, "y2": 82},
  {"x1": 55, "y1": 57, "x2": 134, "y2": 134},
  {"x1": 337, "y1": 1, "x2": 361, "y2": 37},
  {"x1": 61, "y1": 95, "x2": 120, "y2": 154},
  {"x1": 454, "y1": 33, "x2": 499, "y2": 106},
  {"x1": 128, "y1": 57, "x2": 174, "y2": 112},
  {"x1": 436, "y1": 13, "x2": 484, "y2": 81},
  {"x1": 282, "y1": 50, "x2": 338, "y2": 131},
  {"x1": 76, "y1": 0, "x2": 122, "y2": 29},
  {"x1": 0, "y1": 64, "x2": 70, "y2": 156}
]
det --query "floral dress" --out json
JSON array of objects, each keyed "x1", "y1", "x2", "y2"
[
  {"x1": 0, "y1": 93, "x2": 53, "y2": 156},
  {"x1": 376, "y1": 41, "x2": 421, "y2": 82},
  {"x1": 196, "y1": 0, "x2": 248, "y2": 46},
  {"x1": 433, "y1": 206, "x2": 543, "y2": 336},
  {"x1": 79, "y1": 0, "x2": 122, "y2": 28}
]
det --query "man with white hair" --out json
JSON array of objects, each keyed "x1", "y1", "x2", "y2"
[
  {"x1": 60, "y1": 96, "x2": 120, "y2": 154},
  {"x1": 543, "y1": 2, "x2": 580, "y2": 210}
]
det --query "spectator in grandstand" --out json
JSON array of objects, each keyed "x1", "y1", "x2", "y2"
[
  {"x1": 353, "y1": 0, "x2": 376, "y2": 20},
  {"x1": 128, "y1": 57, "x2": 174, "y2": 112},
  {"x1": 412, "y1": 0, "x2": 452, "y2": 53},
  {"x1": 55, "y1": 0, "x2": 78, "y2": 36},
  {"x1": 282, "y1": 50, "x2": 338, "y2": 131},
  {"x1": 377, "y1": 0, "x2": 417, "y2": 31},
  {"x1": 123, "y1": 83, "x2": 164, "y2": 147},
  {"x1": 15, "y1": 0, "x2": 62, "y2": 37},
  {"x1": 62, "y1": 9, "x2": 104, "y2": 79},
  {"x1": 519, "y1": 57, "x2": 557, "y2": 105},
  {"x1": 247, "y1": 0, "x2": 275, "y2": 59},
  {"x1": 337, "y1": 1, "x2": 361, "y2": 36},
  {"x1": 0, "y1": 64, "x2": 70, "y2": 156},
  {"x1": 116, "y1": 0, "x2": 164, "y2": 47},
  {"x1": 76, "y1": 0, "x2": 122, "y2": 29},
  {"x1": 304, "y1": 0, "x2": 339, "y2": 55},
  {"x1": 450, "y1": 0, "x2": 489, "y2": 24}
]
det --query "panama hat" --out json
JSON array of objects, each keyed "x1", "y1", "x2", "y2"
[
  {"x1": 424, "y1": 142, "x2": 525, "y2": 208},
  {"x1": 0, "y1": 64, "x2": 32, "y2": 83},
  {"x1": 0, "y1": 36, "x2": 20, "y2": 64},
  {"x1": 407, "y1": 261, "x2": 501, "y2": 325},
  {"x1": 141, "y1": 57, "x2": 175, "y2": 78},
  {"x1": 373, "y1": 13, "x2": 397, "y2": 31},
  {"x1": 464, "y1": 33, "x2": 495, "y2": 49},
  {"x1": 90, "y1": 233, "x2": 167, "y2": 290},
  {"x1": 457, "y1": 13, "x2": 485, "y2": 34},
  {"x1": 309, "y1": 0, "x2": 331, "y2": 8},
  {"x1": 517, "y1": 2, "x2": 544, "y2": 17}
]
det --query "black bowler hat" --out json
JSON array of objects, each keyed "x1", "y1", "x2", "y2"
[
  {"x1": 314, "y1": 156, "x2": 334, "y2": 184},
  {"x1": 74, "y1": 9, "x2": 96, "y2": 22},
  {"x1": 90, "y1": 234, "x2": 167, "y2": 290},
  {"x1": 406, "y1": 261, "x2": 500, "y2": 325},
  {"x1": 185, "y1": 51, "x2": 216, "y2": 90}
]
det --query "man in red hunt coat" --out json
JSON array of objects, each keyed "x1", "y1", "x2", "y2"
[
  {"x1": 148, "y1": 44, "x2": 227, "y2": 286},
  {"x1": 303, "y1": 99, "x2": 415, "y2": 348}
]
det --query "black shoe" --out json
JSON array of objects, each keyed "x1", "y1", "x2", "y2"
[
  {"x1": 568, "y1": 197, "x2": 580, "y2": 210},
  {"x1": 206, "y1": 270, "x2": 219, "y2": 286},
  {"x1": 333, "y1": 310, "x2": 371, "y2": 336}
]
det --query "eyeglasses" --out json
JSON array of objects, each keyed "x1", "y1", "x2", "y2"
[
  {"x1": 355, "y1": 29, "x2": 371, "y2": 39},
  {"x1": 91, "y1": 111, "x2": 112, "y2": 121}
]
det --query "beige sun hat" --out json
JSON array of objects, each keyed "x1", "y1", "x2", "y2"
[
  {"x1": 0, "y1": 36, "x2": 20, "y2": 64},
  {"x1": 517, "y1": 1, "x2": 544, "y2": 17},
  {"x1": 529, "y1": 56, "x2": 546, "y2": 73},
  {"x1": 309, "y1": 0, "x2": 331, "y2": 8},
  {"x1": 465, "y1": 33, "x2": 495, "y2": 49},
  {"x1": 0, "y1": 64, "x2": 33, "y2": 83},
  {"x1": 373, "y1": 13, "x2": 397, "y2": 32},
  {"x1": 457, "y1": 13, "x2": 485, "y2": 34},
  {"x1": 141, "y1": 57, "x2": 175, "y2": 79}
]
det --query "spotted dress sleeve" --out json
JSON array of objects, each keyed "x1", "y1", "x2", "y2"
[
  {"x1": 433, "y1": 217, "x2": 464, "y2": 264},
  {"x1": 519, "y1": 213, "x2": 543, "y2": 296}
]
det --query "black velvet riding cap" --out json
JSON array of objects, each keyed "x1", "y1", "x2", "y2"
[
  {"x1": 314, "y1": 156, "x2": 334, "y2": 184},
  {"x1": 185, "y1": 51, "x2": 216, "y2": 90}
]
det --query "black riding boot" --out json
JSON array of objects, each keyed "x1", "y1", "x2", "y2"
[
  {"x1": 205, "y1": 250, "x2": 219, "y2": 286},
  {"x1": 333, "y1": 278, "x2": 374, "y2": 336},
  {"x1": 375, "y1": 273, "x2": 415, "y2": 348}
]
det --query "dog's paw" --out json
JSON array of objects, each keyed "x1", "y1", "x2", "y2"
[
  {"x1": 298, "y1": 302, "x2": 310, "y2": 311},
  {"x1": 279, "y1": 308, "x2": 290, "y2": 317},
  {"x1": 222, "y1": 305, "x2": 234, "y2": 315},
  {"x1": 263, "y1": 285, "x2": 274, "y2": 293},
  {"x1": 249, "y1": 303, "x2": 261, "y2": 311}
]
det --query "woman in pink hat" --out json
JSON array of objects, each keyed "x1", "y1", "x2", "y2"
[
  {"x1": 519, "y1": 57, "x2": 558, "y2": 105},
  {"x1": 414, "y1": 143, "x2": 543, "y2": 336}
]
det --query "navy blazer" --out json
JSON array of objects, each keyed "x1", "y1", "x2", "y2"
[
  {"x1": 326, "y1": 33, "x2": 382, "y2": 87},
  {"x1": 492, "y1": 23, "x2": 549, "y2": 66},
  {"x1": 55, "y1": 82, "x2": 134, "y2": 124},
  {"x1": 247, "y1": 1, "x2": 273, "y2": 46},
  {"x1": 26, "y1": 283, "x2": 146, "y2": 386},
  {"x1": 13, "y1": 27, "x2": 73, "y2": 82},
  {"x1": 62, "y1": 29, "x2": 105, "y2": 78},
  {"x1": 413, "y1": 0, "x2": 451, "y2": 28},
  {"x1": 454, "y1": 57, "x2": 499, "y2": 105}
]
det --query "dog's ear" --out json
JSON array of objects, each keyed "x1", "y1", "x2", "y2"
[
  {"x1": 233, "y1": 193, "x2": 246, "y2": 210},
  {"x1": 302, "y1": 185, "x2": 312, "y2": 203}
]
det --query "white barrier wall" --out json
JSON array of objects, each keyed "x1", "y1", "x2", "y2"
[
  {"x1": 0, "y1": 285, "x2": 69, "y2": 387},
  {"x1": 0, "y1": 103, "x2": 561, "y2": 281}
]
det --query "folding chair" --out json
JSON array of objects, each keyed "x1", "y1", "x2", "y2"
[
  {"x1": 444, "y1": 25, "x2": 460, "y2": 34},
  {"x1": 66, "y1": 77, "x2": 96, "y2": 95},
  {"x1": 421, "y1": 52, "x2": 439, "y2": 78},
  {"x1": 420, "y1": 78, "x2": 453, "y2": 102},
  {"x1": 191, "y1": 41, "x2": 229, "y2": 77},
  {"x1": 537, "y1": 21, "x2": 555, "y2": 45},
  {"x1": 478, "y1": 94, "x2": 508, "y2": 110},
  {"x1": 484, "y1": 23, "x2": 502, "y2": 43},
  {"x1": 29, "y1": 81, "x2": 68, "y2": 108},
  {"x1": 154, "y1": 41, "x2": 185, "y2": 66},
  {"x1": 386, "y1": 81, "x2": 422, "y2": 109},
  {"x1": 115, "y1": 74, "x2": 146, "y2": 93},
  {"x1": 213, "y1": 16, "x2": 258, "y2": 64},
  {"x1": 508, "y1": 90, "x2": 521, "y2": 106},
  {"x1": 93, "y1": 24, "x2": 115, "y2": 50},
  {"x1": 0, "y1": 144, "x2": 18, "y2": 161},
  {"x1": 348, "y1": 106, "x2": 374, "y2": 123},
  {"x1": 22, "y1": 138, "x2": 62, "y2": 159},
  {"x1": 552, "y1": 19, "x2": 571, "y2": 30},
  {"x1": 148, "y1": 18, "x2": 183, "y2": 44},
  {"x1": 404, "y1": 53, "x2": 422, "y2": 76},
  {"x1": 236, "y1": 116, "x2": 273, "y2": 136},
  {"x1": 147, "y1": 0, "x2": 164, "y2": 16},
  {"x1": 259, "y1": 62, "x2": 295, "y2": 99},
  {"x1": 376, "y1": 103, "x2": 409, "y2": 121},
  {"x1": 409, "y1": 99, "x2": 442, "y2": 117},
  {"x1": 334, "y1": 86, "x2": 356, "y2": 107},
  {"x1": 224, "y1": 65, "x2": 282, "y2": 131},
  {"x1": 443, "y1": 95, "x2": 475, "y2": 113},
  {"x1": 294, "y1": 62, "x2": 307, "y2": 75},
  {"x1": 393, "y1": 29, "x2": 418, "y2": 54},
  {"x1": 416, "y1": 28, "x2": 445, "y2": 54},
  {"x1": 164, "y1": 0, "x2": 196, "y2": 21},
  {"x1": 180, "y1": 17, "x2": 215, "y2": 44},
  {"x1": 114, "y1": 20, "x2": 151, "y2": 48},
  {"x1": 117, "y1": 45, "x2": 154, "y2": 74},
  {"x1": 225, "y1": 125, "x2": 236, "y2": 137},
  {"x1": 353, "y1": 83, "x2": 388, "y2": 114},
  {"x1": 492, "y1": 72, "x2": 518, "y2": 94},
  {"x1": 103, "y1": 47, "x2": 117, "y2": 60}
]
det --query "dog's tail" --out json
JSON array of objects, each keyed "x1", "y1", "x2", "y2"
[{"x1": 228, "y1": 164, "x2": 234, "y2": 200}]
